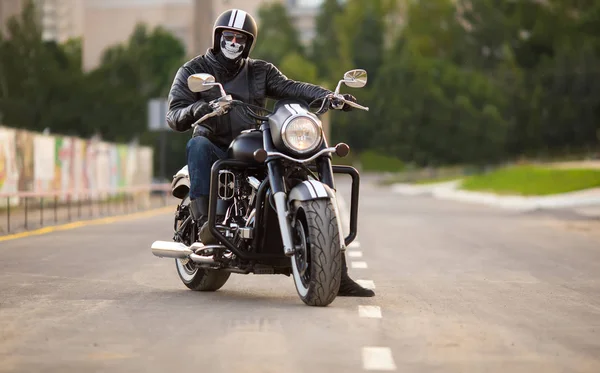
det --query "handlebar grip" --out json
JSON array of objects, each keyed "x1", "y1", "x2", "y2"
[
  {"x1": 329, "y1": 93, "x2": 369, "y2": 112},
  {"x1": 344, "y1": 100, "x2": 369, "y2": 112}
]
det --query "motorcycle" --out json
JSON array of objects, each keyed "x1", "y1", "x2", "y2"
[{"x1": 150, "y1": 69, "x2": 369, "y2": 306}]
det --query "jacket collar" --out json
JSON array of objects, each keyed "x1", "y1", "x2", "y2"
[{"x1": 206, "y1": 48, "x2": 245, "y2": 80}]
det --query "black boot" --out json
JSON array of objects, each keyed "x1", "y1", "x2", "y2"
[
  {"x1": 190, "y1": 196, "x2": 218, "y2": 245},
  {"x1": 337, "y1": 253, "x2": 375, "y2": 297}
]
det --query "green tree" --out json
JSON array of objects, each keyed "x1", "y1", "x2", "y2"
[
  {"x1": 310, "y1": 0, "x2": 346, "y2": 84},
  {"x1": 0, "y1": 0, "x2": 85, "y2": 134},
  {"x1": 252, "y1": 3, "x2": 304, "y2": 66},
  {"x1": 279, "y1": 52, "x2": 318, "y2": 83}
]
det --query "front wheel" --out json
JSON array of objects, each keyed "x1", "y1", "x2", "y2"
[{"x1": 291, "y1": 199, "x2": 342, "y2": 306}]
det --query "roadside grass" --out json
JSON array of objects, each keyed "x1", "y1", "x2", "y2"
[{"x1": 460, "y1": 166, "x2": 600, "y2": 196}]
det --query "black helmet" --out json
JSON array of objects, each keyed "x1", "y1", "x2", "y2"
[{"x1": 213, "y1": 9, "x2": 258, "y2": 59}]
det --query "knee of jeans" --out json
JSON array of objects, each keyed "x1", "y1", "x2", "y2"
[{"x1": 186, "y1": 136, "x2": 212, "y2": 155}]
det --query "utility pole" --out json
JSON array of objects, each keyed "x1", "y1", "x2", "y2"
[{"x1": 192, "y1": 0, "x2": 215, "y2": 57}]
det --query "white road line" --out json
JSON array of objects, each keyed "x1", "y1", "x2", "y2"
[
  {"x1": 356, "y1": 279, "x2": 376, "y2": 289},
  {"x1": 351, "y1": 261, "x2": 368, "y2": 269},
  {"x1": 358, "y1": 305, "x2": 382, "y2": 318},
  {"x1": 348, "y1": 241, "x2": 361, "y2": 249},
  {"x1": 362, "y1": 347, "x2": 397, "y2": 371},
  {"x1": 348, "y1": 251, "x2": 363, "y2": 258}
]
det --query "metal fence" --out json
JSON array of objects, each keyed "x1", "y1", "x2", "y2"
[{"x1": 0, "y1": 184, "x2": 174, "y2": 235}]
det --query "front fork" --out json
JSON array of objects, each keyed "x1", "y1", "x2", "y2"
[
  {"x1": 267, "y1": 154, "x2": 353, "y2": 257},
  {"x1": 266, "y1": 160, "x2": 295, "y2": 257},
  {"x1": 262, "y1": 126, "x2": 359, "y2": 258}
]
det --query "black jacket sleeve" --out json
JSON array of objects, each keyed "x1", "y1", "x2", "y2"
[
  {"x1": 264, "y1": 62, "x2": 332, "y2": 105},
  {"x1": 166, "y1": 66, "x2": 210, "y2": 132}
]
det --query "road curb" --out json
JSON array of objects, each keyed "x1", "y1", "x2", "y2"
[{"x1": 391, "y1": 181, "x2": 600, "y2": 215}]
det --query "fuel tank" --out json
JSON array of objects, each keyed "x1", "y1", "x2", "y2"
[{"x1": 228, "y1": 130, "x2": 264, "y2": 163}]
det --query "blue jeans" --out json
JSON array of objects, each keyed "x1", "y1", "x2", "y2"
[{"x1": 186, "y1": 136, "x2": 227, "y2": 199}]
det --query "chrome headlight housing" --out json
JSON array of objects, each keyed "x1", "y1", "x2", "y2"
[{"x1": 281, "y1": 116, "x2": 323, "y2": 154}]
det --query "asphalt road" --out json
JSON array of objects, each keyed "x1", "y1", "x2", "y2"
[{"x1": 1, "y1": 176, "x2": 599, "y2": 372}]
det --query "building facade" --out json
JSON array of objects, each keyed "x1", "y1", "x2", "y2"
[
  {"x1": 38, "y1": 0, "x2": 84, "y2": 42},
  {"x1": 0, "y1": 0, "x2": 83, "y2": 42},
  {"x1": 0, "y1": 0, "x2": 24, "y2": 35},
  {"x1": 2, "y1": 0, "x2": 326, "y2": 70}
]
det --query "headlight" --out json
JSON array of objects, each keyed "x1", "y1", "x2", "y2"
[{"x1": 281, "y1": 116, "x2": 322, "y2": 154}]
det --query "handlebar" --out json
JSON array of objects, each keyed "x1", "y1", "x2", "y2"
[
  {"x1": 191, "y1": 98, "x2": 272, "y2": 128},
  {"x1": 314, "y1": 94, "x2": 370, "y2": 115},
  {"x1": 191, "y1": 110, "x2": 219, "y2": 128},
  {"x1": 192, "y1": 91, "x2": 369, "y2": 128},
  {"x1": 343, "y1": 98, "x2": 369, "y2": 112}
]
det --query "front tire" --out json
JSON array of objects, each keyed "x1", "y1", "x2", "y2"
[
  {"x1": 174, "y1": 193, "x2": 230, "y2": 292},
  {"x1": 291, "y1": 199, "x2": 342, "y2": 306}
]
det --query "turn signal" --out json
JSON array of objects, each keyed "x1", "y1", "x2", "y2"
[
  {"x1": 335, "y1": 143, "x2": 350, "y2": 158},
  {"x1": 254, "y1": 149, "x2": 268, "y2": 163}
]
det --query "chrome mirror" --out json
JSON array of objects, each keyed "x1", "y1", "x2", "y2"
[
  {"x1": 334, "y1": 69, "x2": 368, "y2": 94},
  {"x1": 343, "y1": 69, "x2": 368, "y2": 88},
  {"x1": 187, "y1": 73, "x2": 216, "y2": 93}
]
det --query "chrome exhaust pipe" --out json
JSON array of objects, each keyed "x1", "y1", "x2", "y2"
[
  {"x1": 151, "y1": 241, "x2": 193, "y2": 259},
  {"x1": 190, "y1": 253, "x2": 216, "y2": 264},
  {"x1": 152, "y1": 240, "x2": 228, "y2": 261}
]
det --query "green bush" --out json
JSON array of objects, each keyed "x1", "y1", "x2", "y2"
[{"x1": 359, "y1": 151, "x2": 405, "y2": 172}]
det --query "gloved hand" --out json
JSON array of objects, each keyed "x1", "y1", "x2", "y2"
[
  {"x1": 331, "y1": 94, "x2": 357, "y2": 112},
  {"x1": 209, "y1": 96, "x2": 232, "y2": 116},
  {"x1": 191, "y1": 101, "x2": 211, "y2": 119},
  {"x1": 341, "y1": 94, "x2": 357, "y2": 112}
]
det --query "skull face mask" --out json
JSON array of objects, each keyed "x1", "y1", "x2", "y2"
[{"x1": 220, "y1": 31, "x2": 247, "y2": 60}]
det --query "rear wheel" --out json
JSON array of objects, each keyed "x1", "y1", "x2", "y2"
[
  {"x1": 175, "y1": 259, "x2": 231, "y2": 291},
  {"x1": 174, "y1": 194, "x2": 230, "y2": 291},
  {"x1": 291, "y1": 199, "x2": 342, "y2": 306}
]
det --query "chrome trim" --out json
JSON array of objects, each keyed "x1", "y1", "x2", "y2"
[
  {"x1": 281, "y1": 114, "x2": 323, "y2": 154},
  {"x1": 190, "y1": 243, "x2": 226, "y2": 254},
  {"x1": 267, "y1": 147, "x2": 336, "y2": 164},
  {"x1": 189, "y1": 253, "x2": 216, "y2": 264},
  {"x1": 247, "y1": 176, "x2": 261, "y2": 190},
  {"x1": 274, "y1": 192, "x2": 295, "y2": 257},
  {"x1": 239, "y1": 227, "x2": 253, "y2": 239},
  {"x1": 218, "y1": 170, "x2": 235, "y2": 200}
]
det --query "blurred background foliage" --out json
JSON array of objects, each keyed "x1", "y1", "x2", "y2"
[{"x1": 1, "y1": 0, "x2": 599, "y2": 177}]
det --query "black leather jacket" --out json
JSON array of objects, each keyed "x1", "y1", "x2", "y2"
[{"x1": 166, "y1": 49, "x2": 332, "y2": 149}]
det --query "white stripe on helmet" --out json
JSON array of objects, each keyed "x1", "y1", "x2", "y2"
[
  {"x1": 228, "y1": 10, "x2": 237, "y2": 27},
  {"x1": 233, "y1": 10, "x2": 247, "y2": 29}
]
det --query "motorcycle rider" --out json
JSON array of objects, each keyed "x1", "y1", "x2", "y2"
[{"x1": 166, "y1": 9, "x2": 374, "y2": 297}]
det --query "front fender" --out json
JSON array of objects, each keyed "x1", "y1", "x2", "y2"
[
  {"x1": 288, "y1": 180, "x2": 346, "y2": 251},
  {"x1": 288, "y1": 180, "x2": 335, "y2": 202}
]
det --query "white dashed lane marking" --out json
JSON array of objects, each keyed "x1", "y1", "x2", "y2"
[
  {"x1": 358, "y1": 305, "x2": 382, "y2": 319},
  {"x1": 339, "y1": 197, "x2": 393, "y2": 370},
  {"x1": 356, "y1": 279, "x2": 376, "y2": 289},
  {"x1": 351, "y1": 261, "x2": 368, "y2": 269},
  {"x1": 362, "y1": 347, "x2": 397, "y2": 371}
]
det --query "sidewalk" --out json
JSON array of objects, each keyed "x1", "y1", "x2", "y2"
[
  {"x1": 1, "y1": 194, "x2": 176, "y2": 235},
  {"x1": 391, "y1": 180, "x2": 600, "y2": 217}
]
